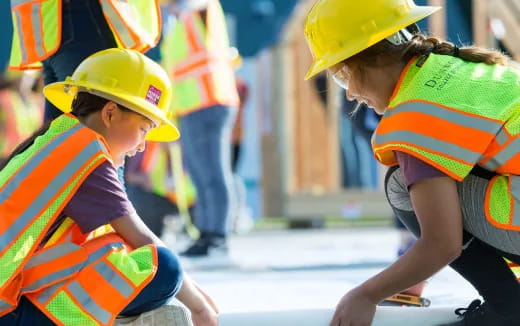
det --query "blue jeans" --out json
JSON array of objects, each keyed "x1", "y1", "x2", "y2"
[
  {"x1": 0, "y1": 247, "x2": 183, "y2": 325},
  {"x1": 42, "y1": 0, "x2": 117, "y2": 122},
  {"x1": 180, "y1": 105, "x2": 237, "y2": 236}
]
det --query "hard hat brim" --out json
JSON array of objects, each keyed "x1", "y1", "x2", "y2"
[
  {"x1": 305, "y1": 6, "x2": 441, "y2": 80},
  {"x1": 43, "y1": 81, "x2": 180, "y2": 142}
]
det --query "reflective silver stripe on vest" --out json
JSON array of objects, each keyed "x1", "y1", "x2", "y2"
[
  {"x1": 510, "y1": 176, "x2": 520, "y2": 227},
  {"x1": 99, "y1": 0, "x2": 135, "y2": 48},
  {"x1": 481, "y1": 137, "x2": 520, "y2": 171},
  {"x1": 13, "y1": 10, "x2": 28, "y2": 64},
  {"x1": 11, "y1": 0, "x2": 30, "y2": 7},
  {"x1": 0, "y1": 139, "x2": 105, "y2": 249},
  {"x1": 36, "y1": 279, "x2": 69, "y2": 305},
  {"x1": 374, "y1": 130, "x2": 482, "y2": 164},
  {"x1": 0, "y1": 298, "x2": 13, "y2": 312},
  {"x1": 31, "y1": 2, "x2": 45, "y2": 57},
  {"x1": 495, "y1": 127, "x2": 510, "y2": 146},
  {"x1": 0, "y1": 124, "x2": 81, "y2": 206},
  {"x1": 22, "y1": 263, "x2": 84, "y2": 293},
  {"x1": 87, "y1": 242, "x2": 124, "y2": 265},
  {"x1": 386, "y1": 102, "x2": 503, "y2": 134},
  {"x1": 33, "y1": 243, "x2": 125, "y2": 305},
  {"x1": 24, "y1": 242, "x2": 82, "y2": 270},
  {"x1": 67, "y1": 281, "x2": 111, "y2": 324},
  {"x1": 95, "y1": 261, "x2": 134, "y2": 298}
]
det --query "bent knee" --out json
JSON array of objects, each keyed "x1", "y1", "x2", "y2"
[{"x1": 155, "y1": 246, "x2": 184, "y2": 296}]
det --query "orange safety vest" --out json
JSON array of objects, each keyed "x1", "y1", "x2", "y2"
[
  {"x1": 9, "y1": 0, "x2": 161, "y2": 70},
  {"x1": 164, "y1": 0, "x2": 239, "y2": 116},
  {"x1": 373, "y1": 54, "x2": 520, "y2": 230},
  {"x1": 0, "y1": 114, "x2": 157, "y2": 325}
]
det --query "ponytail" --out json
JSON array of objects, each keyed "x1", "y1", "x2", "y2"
[
  {"x1": 349, "y1": 33, "x2": 509, "y2": 67},
  {"x1": 403, "y1": 34, "x2": 508, "y2": 65}
]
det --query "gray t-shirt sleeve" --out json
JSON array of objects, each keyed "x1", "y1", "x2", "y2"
[
  {"x1": 62, "y1": 161, "x2": 136, "y2": 233},
  {"x1": 394, "y1": 150, "x2": 448, "y2": 187}
]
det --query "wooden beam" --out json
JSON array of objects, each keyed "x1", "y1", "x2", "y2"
[
  {"x1": 472, "y1": 0, "x2": 490, "y2": 47},
  {"x1": 491, "y1": 0, "x2": 520, "y2": 59},
  {"x1": 428, "y1": 0, "x2": 446, "y2": 38}
]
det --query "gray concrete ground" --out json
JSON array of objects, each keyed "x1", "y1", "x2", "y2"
[{"x1": 172, "y1": 227, "x2": 478, "y2": 318}]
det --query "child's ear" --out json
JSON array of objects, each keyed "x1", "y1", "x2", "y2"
[{"x1": 100, "y1": 102, "x2": 119, "y2": 127}]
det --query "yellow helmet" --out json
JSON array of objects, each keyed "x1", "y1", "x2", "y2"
[
  {"x1": 304, "y1": 0, "x2": 440, "y2": 79},
  {"x1": 43, "y1": 48, "x2": 180, "y2": 142}
]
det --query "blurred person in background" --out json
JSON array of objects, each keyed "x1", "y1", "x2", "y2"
[
  {"x1": 162, "y1": 0, "x2": 239, "y2": 258},
  {"x1": 305, "y1": 0, "x2": 520, "y2": 325},
  {"x1": 126, "y1": 141, "x2": 197, "y2": 238},
  {"x1": 9, "y1": 0, "x2": 162, "y2": 123}
]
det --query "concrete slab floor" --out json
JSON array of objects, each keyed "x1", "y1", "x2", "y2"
[{"x1": 172, "y1": 228, "x2": 479, "y2": 316}]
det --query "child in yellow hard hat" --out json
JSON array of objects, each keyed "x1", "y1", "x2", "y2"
[
  {"x1": 304, "y1": 0, "x2": 520, "y2": 325},
  {"x1": 0, "y1": 48, "x2": 217, "y2": 326}
]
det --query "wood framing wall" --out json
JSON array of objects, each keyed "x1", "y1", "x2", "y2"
[
  {"x1": 472, "y1": 0, "x2": 520, "y2": 59},
  {"x1": 280, "y1": 0, "x2": 340, "y2": 195}
]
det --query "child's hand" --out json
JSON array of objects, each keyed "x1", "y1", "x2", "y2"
[
  {"x1": 194, "y1": 282, "x2": 219, "y2": 314},
  {"x1": 191, "y1": 303, "x2": 218, "y2": 326}
]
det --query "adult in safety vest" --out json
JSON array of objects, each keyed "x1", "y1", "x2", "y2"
[
  {"x1": 9, "y1": 0, "x2": 162, "y2": 122},
  {"x1": 162, "y1": 0, "x2": 239, "y2": 257},
  {"x1": 304, "y1": 1, "x2": 520, "y2": 325},
  {"x1": 0, "y1": 48, "x2": 218, "y2": 326}
]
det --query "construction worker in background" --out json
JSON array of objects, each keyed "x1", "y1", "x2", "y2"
[
  {"x1": 9, "y1": 0, "x2": 162, "y2": 123},
  {"x1": 0, "y1": 49, "x2": 218, "y2": 326},
  {"x1": 162, "y1": 0, "x2": 240, "y2": 257},
  {"x1": 304, "y1": 0, "x2": 520, "y2": 325}
]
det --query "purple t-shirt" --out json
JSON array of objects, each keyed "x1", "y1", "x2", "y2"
[
  {"x1": 45, "y1": 161, "x2": 136, "y2": 239},
  {"x1": 394, "y1": 151, "x2": 448, "y2": 187}
]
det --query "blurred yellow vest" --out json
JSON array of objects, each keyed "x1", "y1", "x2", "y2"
[
  {"x1": 162, "y1": 0, "x2": 239, "y2": 116},
  {"x1": 9, "y1": 0, "x2": 161, "y2": 70}
]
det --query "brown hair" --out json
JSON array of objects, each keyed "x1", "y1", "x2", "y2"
[
  {"x1": 0, "y1": 92, "x2": 128, "y2": 170},
  {"x1": 349, "y1": 33, "x2": 508, "y2": 67},
  {"x1": 341, "y1": 33, "x2": 509, "y2": 114}
]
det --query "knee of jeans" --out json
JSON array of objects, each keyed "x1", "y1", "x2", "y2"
[{"x1": 155, "y1": 247, "x2": 184, "y2": 296}]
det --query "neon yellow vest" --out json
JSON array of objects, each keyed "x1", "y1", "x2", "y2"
[
  {"x1": 373, "y1": 54, "x2": 520, "y2": 230},
  {"x1": 9, "y1": 0, "x2": 161, "y2": 70},
  {"x1": 162, "y1": 0, "x2": 239, "y2": 116},
  {"x1": 0, "y1": 115, "x2": 158, "y2": 324}
]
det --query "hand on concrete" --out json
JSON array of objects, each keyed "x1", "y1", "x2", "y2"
[
  {"x1": 191, "y1": 304, "x2": 218, "y2": 326},
  {"x1": 330, "y1": 287, "x2": 377, "y2": 326}
]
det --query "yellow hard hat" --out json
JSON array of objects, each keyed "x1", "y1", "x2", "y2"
[
  {"x1": 44, "y1": 48, "x2": 180, "y2": 142},
  {"x1": 304, "y1": 0, "x2": 441, "y2": 79}
]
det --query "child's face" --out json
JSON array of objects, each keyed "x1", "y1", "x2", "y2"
[{"x1": 102, "y1": 105, "x2": 154, "y2": 167}]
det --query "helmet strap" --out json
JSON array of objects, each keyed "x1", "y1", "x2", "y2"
[{"x1": 385, "y1": 28, "x2": 413, "y2": 45}]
